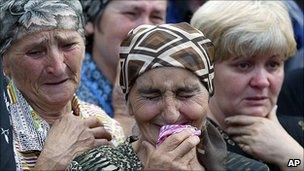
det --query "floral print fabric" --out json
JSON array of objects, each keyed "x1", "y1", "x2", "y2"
[{"x1": 77, "y1": 53, "x2": 114, "y2": 117}]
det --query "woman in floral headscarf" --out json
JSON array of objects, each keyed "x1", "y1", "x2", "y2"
[{"x1": 0, "y1": 0, "x2": 124, "y2": 170}]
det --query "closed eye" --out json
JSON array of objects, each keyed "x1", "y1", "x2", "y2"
[
  {"x1": 175, "y1": 87, "x2": 199, "y2": 100},
  {"x1": 176, "y1": 92, "x2": 195, "y2": 100},
  {"x1": 141, "y1": 94, "x2": 161, "y2": 101},
  {"x1": 123, "y1": 11, "x2": 139, "y2": 20},
  {"x1": 138, "y1": 88, "x2": 162, "y2": 101}
]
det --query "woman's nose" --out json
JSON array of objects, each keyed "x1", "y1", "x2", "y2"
[
  {"x1": 45, "y1": 48, "x2": 66, "y2": 75},
  {"x1": 249, "y1": 69, "x2": 270, "y2": 89},
  {"x1": 162, "y1": 96, "x2": 180, "y2": 124}
]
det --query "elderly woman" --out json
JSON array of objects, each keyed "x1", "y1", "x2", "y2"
[
  {"x1": 191, "y1": 1, "x2": 303, "y2": 171},
  {"x1": 68, "y1": 23, "x2": 269, "y2": 171},
  {"x1": 0, "y1": 0, "x2": 124, "y2": 170},
  {"x1": 77, "y1": 0, "x2": 168, "y2": 136}
]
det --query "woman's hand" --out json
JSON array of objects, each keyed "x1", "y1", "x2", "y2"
[
  {"x1": 34, "y1": 112, "x2": 112, "y2": 170},
  {"x1": 142, "y1": 129, "x2": 205, "y2": 171},
  {"x1": 225, "y1": 106, "x2": 303, "y2": 171}
]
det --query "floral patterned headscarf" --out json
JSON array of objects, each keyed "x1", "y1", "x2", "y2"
[
  {"x1": 120, "y1": 22, "x2": 215, "y2": 99},
  {"x1": 0, "y1": 0, "x2": 84, "y2": 57}
]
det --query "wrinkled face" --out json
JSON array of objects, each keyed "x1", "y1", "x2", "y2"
[
  {"x1": 94, "y1": 0, "x2": 167, "y2": 67},
  {"x1": 128, "y1": 67, "x2": 209, "y2": 146},
  {"x1": 3, "y1": 30, "x2": 85, "y2": 108},
  {"x1": 211, "y1": 54, "x2": 284, "y2": 117}
]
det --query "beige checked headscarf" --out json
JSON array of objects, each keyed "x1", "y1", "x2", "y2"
[{"x1": 119, "y1": 22, "x2": 215, "y2": 98}]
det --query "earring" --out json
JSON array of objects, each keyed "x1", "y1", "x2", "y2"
[{"x1": 6, "y1": 78, "x2": 17, "y2": 104}]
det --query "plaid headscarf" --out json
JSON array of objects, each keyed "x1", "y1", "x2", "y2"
[
  {"x1": 119, "y1": 22, "x2": 215, "y2": 98},
  {"x1": 0, "y1": 0, "x2": 84, "y2": 57}
]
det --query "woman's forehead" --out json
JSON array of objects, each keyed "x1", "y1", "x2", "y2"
[
  {"x1": 221, "y1": 53, "x2": 284, "y2": 63},
  {"x1": 134, "y1": 67, "x2": 201, "y2": 89},
  {"x1": 12, "y1": 30, "x2": 82, "y2": 46}
]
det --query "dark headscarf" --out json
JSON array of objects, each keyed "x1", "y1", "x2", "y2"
[
  {"x1": 80, "y1": 0, "x2": 110, "y2": 24},
  {"x1": 0, "y1": 0, "x2": 84, "y2": 57},
  {"x1": 119, "y1": 22, "x2": 215, "y2": 98}
]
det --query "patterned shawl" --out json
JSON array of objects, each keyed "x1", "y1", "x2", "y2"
[
  {"x1": 119, "y1": 22, "x2": 214, "y2": 98},
  {"x1": 0, "y1": 0, "x2": 84, "y2": 57}
]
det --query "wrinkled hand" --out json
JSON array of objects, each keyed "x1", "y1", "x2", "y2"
[
  {"x1": 225, "y1": 106, "x2": 303, "y2": 170},
  {"x1": 112, "y1": 84, "x2": 135, "y2": 136},
  {"x1": 34, "y1": 112, "x2": 112, "y2": 170},
  {"x1": 142, "y1": 129, "x2": 205, "y2": 171}
]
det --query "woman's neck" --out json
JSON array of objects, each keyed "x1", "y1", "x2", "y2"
[
  {"x1": 208, "y1": 97, "x2": 228, "y2": 130},
  {"x1": 26, "y1": 98, "x2": 72, "y2": 125},
  {"x1": 92, "y1": 46, "x2": 116, "y2": 84}
]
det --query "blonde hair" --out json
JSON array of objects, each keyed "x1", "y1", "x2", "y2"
[{"x1": 190, "y1": 1, "x2": 296, "y2": 62}]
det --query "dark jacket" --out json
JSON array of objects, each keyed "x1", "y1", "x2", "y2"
[{"x1": 0, "y1": 57, "x2": 16, "y2": 171}]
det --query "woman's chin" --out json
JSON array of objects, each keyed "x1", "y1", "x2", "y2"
[
  {"x1": 241, "y1": 106, "x2": 269, "y2": 117},
  {"x1": 40, "y1": 93, "x2": 73, "y2": 106}
]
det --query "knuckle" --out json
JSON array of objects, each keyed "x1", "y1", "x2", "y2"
[
  {"x1": 170, "y1": 134, "x2": 184, "y2": 144},
  {"x1": 186, "y1": 138, "x2": 197, "y2": 147},
  {"x1": 250, "y1": 127, "x2": 259, "y2": 134}
]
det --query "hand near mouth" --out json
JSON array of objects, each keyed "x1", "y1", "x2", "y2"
[
  {"x1": 141, "y1": 127, "x2": 204, "y2": 171},
  {"x1": 225, "y1": 106, "x2": 303, "y2": 170}
]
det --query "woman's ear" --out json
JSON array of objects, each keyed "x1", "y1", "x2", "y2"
[
  {"x1": 2, "y1": 55, "x2": 11, "y2": 77},
  {"x1": 84, "y1": 22, "x2": 94, "y2": 36}
]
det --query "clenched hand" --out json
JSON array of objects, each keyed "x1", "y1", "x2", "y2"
[
  {"x1": 142, "y1": 129, "x2": 205, "y2": 171},
  {"x1": 34, "y1": 112, "x2": 112, "y2": 170}
]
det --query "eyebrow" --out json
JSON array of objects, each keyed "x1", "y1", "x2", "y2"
[
  {"x1": 23, "y1": 33, "x2": 79, "y2": 50},
  {"x1": 137, "y1": 85, "x2": 201, "y2": 94},
  {"x1": 54, "y1": 33, "x2": 79, "y2": 42},
  {"x1": 176, "y1": 86, "x2": 200, "y2": 92},
  {"x1": 22, "y1": 38, "x2": 48, "y2": 51},
  {"x1": 123, "y1": 4, "x2": 165, "y2": 14}
]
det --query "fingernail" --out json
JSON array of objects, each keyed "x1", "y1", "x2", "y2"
[{"x1": 193, "y1": 136, "x2": 200, "y2": 144}]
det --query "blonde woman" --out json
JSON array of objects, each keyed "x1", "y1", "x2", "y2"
[{"x1": 191, "y1": 1, "x2": 303, "y2": 171}]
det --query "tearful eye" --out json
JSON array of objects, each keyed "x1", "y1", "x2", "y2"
[
  {"x1": 61, "y1": 43, "x2": 76, "y2": 51},
  {"x1": 124, "y1": 11, "x2": 138, "y2": 20},
  {"x1": 125, "y1": 12, "x2": 136, "y2": 16},
  {"x1": 26, "y1": 50, "x2": 45, "y2": 59},
  {"x1": 233, "y1": 61, "x2": 253, "y2": 72},
  {"x1": 239, "y1": 62, "x2": 250, "y2": 69},
  {"x1": 266, "y1": 61, "x2": 282, "y2": 71},
  {"x1": 151, "y1": 15, "x2": 165, "y2": 24}
]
